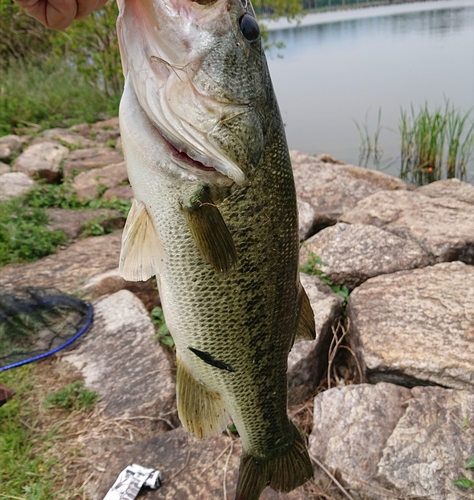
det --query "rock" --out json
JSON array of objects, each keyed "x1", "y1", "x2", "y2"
[
  {"x1": 0, "y1": 134, "x2": 22, "y2": 162},
  {"x1": 309, "y1": 383, "x2": 474, "y2": 500},
  {"x1": 63, "y1": 147, "x2": 124, "y2": 178},
  {"x1": 0, "y1": 172, "x2": 33, "y2": 201},
  {"x1": 300, "y1": 223, "x2": 431, "y2": 290},
  {"x1": 64, "y1": 290, "x2": 176, "y2": 425},
  {"x1": 46, "y1": 208, "x2": 125, "y2": 239},
  {"x1": 92, "y1": 427, "x2": 310, "y2": 500},
  {"x1": 288, "y1": 273, "x2": 344, "y2": 405},
  {"x1": 102, "y1": 184, "x2": 133, "y2": 201},
  {"x1": 0, "y1": 231, "x2": 122, "y2": 292},
  {"x1": 71, "y1": 161, "x2": 128, "y2": 199},
  {"x1": 91, "y1": 117, "x2": 121, "y2": 143},
  {"x1": 418, "y1": 178, "x2": 474, "y2": 205},
  {"x1": 69, "y1": 123, "x2": 92, "y2": 138},
  {"x1": 0, "y1": 162, "x2": 10, "y2": 175},
  {"x1": 297, "y1": 198, "x2": 316, "y2": 241},
  {"x1": 38, "y1": 128, "x2": 96, "y2": 148},
  {"x1": 317, "y1": 153, "x2": 344, "y2": 165},
  {"x1": 14, "y1": 141, "x2": 69, "y2": 182},
  {"x1": 291, "y1": 151, "x2": 411, "y2": 232},
  {"x1": 348, "y1": 262, "x2": 474, "y2": 391},
  {"x1": 81, "y1": 268, "x2": 159, "y2": 311},
  {"x1": 340, "y1": 189, "x2": 474, "y2": 264}
]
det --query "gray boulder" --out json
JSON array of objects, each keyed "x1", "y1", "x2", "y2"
[
  {"x1": 348, "y1": 261, "x2": 474, "y2": 391},
  {"x1": 288, "y1": 273, "x2": 345, "y2": 405},
  {"x1": 310, "y1": 383, "x2": 474, "y2": 500},
  {"x1": 291, "y1": 150, "x2": 410, "y2": 231},
  {"x1": 0, "y1": 134, "x2": 22, "y2": 162},
  {"x1": 14, "y1": 141, "x2": 69, "y2": 182},
  {"x1": 46, "y1": 208, "x2": 125, "y2": 239},
  {"x1": 71, "y1": 161, "x2": 129, "y2": 199},
  {"x1": 417, "y1": 178, "x2": 474, "y2": 205},
  {"x1": 64, "y1": 290, "x2": 175, "y2": 425},
  {"x1": 63, "y1": 147, "x2": 124, "y2": 178},
  {"x1": 341, "y1": 187, "x2": 474, "y2": 264},
  {"x1": 38, "y1": 128, "x2": 97, "y2": 148},
  {"x1": 300, "y1": 222, "x2": 431, "y2": 290},
  {"x1": 0, "y1": 171, "x2": 34, "y2": 201},
  {"x1": 0, "y1": 231, "x2": 122, "y2": 292}
]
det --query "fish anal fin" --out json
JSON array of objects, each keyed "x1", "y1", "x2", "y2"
[
  {"x1": 294, "y1": 282, "x2": 316, "y2": 344},
  {"x1": 181, "y1": 186, "x2": 237, "y2": 275},
  {"x1": 235, "y1": 423, "x2": 313, "y2": 500},
  {"x1": 176, "y1": 356, "x2": 230, "y2": 438},
  {"x1": 119, "y1": 199, "x2": 162, "y2": 282}
]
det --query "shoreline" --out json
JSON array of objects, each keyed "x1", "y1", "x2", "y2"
[{"x1": 263, "y1": 0, "x2": 473, "y2": 30}]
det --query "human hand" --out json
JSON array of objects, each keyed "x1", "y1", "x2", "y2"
[{"x1": 13, "y1": 0, "x2": 109, "y2": 30}]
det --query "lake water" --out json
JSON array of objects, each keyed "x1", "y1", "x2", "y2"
[{"x1": 264, "y1": 0, "x2": 474, "y2": 180}]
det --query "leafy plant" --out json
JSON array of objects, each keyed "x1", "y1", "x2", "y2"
[
  {"x1": 300, "y1": 250, "x2": 349, "y2": 305},
  {"x1": 43, "y1": 380, "x2": 99, "y2": 411},
  {"x1": 453, "y1": 456, "x2": 474, "y2": 489},
  {"x1": 151, "y1": 306, "x2": 174, "y2": 348}
]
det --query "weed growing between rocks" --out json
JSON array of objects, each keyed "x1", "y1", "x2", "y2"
[
  {"x1": 300, "y1": 251, "x2": 350, "y2": 306},
  {"x1": 453, "y1": 456, "x2": 474, "y2": 490},
  {"x1": 0, "y1": 183, "x2": 131, "y2": 267}
]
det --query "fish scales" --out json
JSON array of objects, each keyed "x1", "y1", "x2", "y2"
[{"x1": 117, "y1": 0, "x2": 315, "y2": 497}]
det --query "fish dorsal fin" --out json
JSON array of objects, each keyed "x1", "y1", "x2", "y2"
[
  {"x1": 181, "y1": 186, "x2": 237, "y2": 275},
  {"x1": 176, "y1": 356, "x2": 230, "y2": 438},
  {"x1": 119, "y1": 199, "x2": 162, "y2": 281},
  {"x1": 294, "y1": 281, "x2": 316, "y2": 344}
]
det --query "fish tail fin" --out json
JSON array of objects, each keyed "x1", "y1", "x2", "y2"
[{"x1": 235, "y1": 423, "x2": 312, "y2": 500}]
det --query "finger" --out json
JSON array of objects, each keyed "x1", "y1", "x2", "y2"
[
  {"x1": 75, "y1": 0, "x2": 108, "y2": 20},
  {"x1": 13, "y1": 0, "x2": 78, "y2": 29}
]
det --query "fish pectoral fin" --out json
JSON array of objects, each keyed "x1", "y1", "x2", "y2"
[
  {"x1": 119, "y1": 199, "x2": 162, "y2": 281},
  {"x1": 181, "y1": 186, "x2": 237, "y2": 275},
  {"x1": 176, "y1": 356, "x2": 230, "y2": 439},
  {"x1": 294, "y1": 281, "x2": 316, "y2": 344},
  {"x1": 235, "y1": 423, "x2": 313, "y2": 500}
]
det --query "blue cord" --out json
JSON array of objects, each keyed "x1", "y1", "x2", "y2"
[{"x1": 0, "y1": 298, "x2": 94, "y2": 372}]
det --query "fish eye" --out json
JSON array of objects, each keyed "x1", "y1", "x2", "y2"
[{"x1": 239, "y1": 13, "x2": 260, "y2": 42}]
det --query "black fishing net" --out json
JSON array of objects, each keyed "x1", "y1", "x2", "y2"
[{"x1": 0, "y1": 287, "x2": 93, "y2": 371}]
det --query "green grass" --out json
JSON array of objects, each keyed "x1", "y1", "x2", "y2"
[
  {"x1": 44, "y1": 380, "x2": 99, "y2": 411},
  {"x1": 0, "y1": 182, "x2": 131, "y2": 267},
  {"x1": 0, "y1": 60, "x2": 120, "y2": 136},
  {"x1": 151, "y1": 306, "x2": 175, "y2": 348},
  {"x1": 0, "y1": 365, "x2": 61, "y2": 499},
  {"x1": 0, "y1": 196, "x2": 68, "y2": 266}
]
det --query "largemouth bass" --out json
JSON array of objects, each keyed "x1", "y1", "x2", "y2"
[{"x1": 116, "y1": 0, "x2": 315, "y2": 498}]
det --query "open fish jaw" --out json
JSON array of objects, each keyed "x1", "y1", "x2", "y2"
[{"x1": 117, "y1": 0, "x2": 263, "y2": 184}]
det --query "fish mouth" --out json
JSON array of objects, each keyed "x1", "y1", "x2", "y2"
[{"x1": 162, "y1": 130, "x2": 218, "y2": 174}]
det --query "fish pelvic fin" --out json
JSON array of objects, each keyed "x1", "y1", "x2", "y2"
[
  {"x1": 181, "y1": 185, "x2": 237, "y2": 275},
  {"x1": 119, "y1": 199, "x2": 162, "y2": 281},
  {"x1": 294, "y1": 281, "x2": 316, "y2": 344},
  {"x1": 176, "y1": 356, "x2": 230, "y2": 438},
  {"x1": 235, "y1": 423, "x2": 313, "y2": 500}
]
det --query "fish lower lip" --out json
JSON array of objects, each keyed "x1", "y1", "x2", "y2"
[{"x1": 158, "y1": 128, "x2": 217, "y2": 173}]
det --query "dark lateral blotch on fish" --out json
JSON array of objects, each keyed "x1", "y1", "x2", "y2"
[{"x1": 189, "y1": 347, "x2": 236, "y2": 372}]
